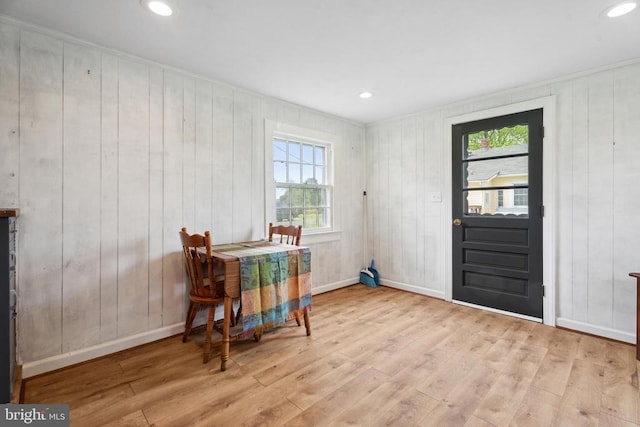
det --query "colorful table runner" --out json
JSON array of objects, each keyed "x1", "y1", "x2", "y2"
[{"x1": 212, "y1": 242, "x2": 312, "y2": 336}]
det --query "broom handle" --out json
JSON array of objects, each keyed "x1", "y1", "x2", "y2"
[{"x1": 363, "y1": 190, "x2": 368, "y2": 268}]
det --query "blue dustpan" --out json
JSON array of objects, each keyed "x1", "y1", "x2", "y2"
[{"x1": 359, "y1": 260, "x2": 379, "y2": 288}]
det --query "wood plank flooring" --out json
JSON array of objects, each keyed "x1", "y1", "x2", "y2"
[{"x1": 23, "y1": 285, "x2": 640, "y2": 426}]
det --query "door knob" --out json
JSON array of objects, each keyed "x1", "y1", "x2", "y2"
[{"x1": 453, "y1": 218, "x2": 462, "y2": 226}]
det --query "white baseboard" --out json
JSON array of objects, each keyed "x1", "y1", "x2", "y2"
[
  {"x1": 22, "y1": 323, "x2": 185, "y2": 378},
  {"x1": 380, "y1": 278, "x2": 445, "y2": 300},
  {"x1": 312, "y1": 277, "x2": 358, "y2": 295},
  {"x1": 556, "y1": 317, "x2": 635, "y2": 344}
]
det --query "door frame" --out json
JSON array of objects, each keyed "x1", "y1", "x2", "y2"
[{"x1": 443, "y1": 96, "x2": 556, "y2": 327}]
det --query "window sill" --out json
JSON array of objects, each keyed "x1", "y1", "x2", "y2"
[{"x1": 301, "y1": 230, "x2": 342, "y2": 245}]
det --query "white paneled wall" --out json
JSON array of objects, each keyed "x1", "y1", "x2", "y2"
[
  {"x1": 0, "y1": 20, "x2": 365, "y2": 375},
  {"x1": 366, "y1": 60, "x2": 640, "y2": 342}
]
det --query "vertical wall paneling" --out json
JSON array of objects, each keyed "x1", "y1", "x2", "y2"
[
  {"x1": 194, "y1": 79, "x2": 213, "y2": 233},
  {"x1": 329, "y1": 123, "x2": 342, "y2": 284},
  {"x1": 612, "y1": 64, "x2": 640, "y2": 331},
  {"x1": 415, "y1": 115, "x2": 426, "y2": 287},
  {"x1": 117, "y1": 59, "x2": 151, "y2": 336},
  {"x1": 401, "y1": 117, "x2": 418, "y2": 284},
  {"x1": 388, "y1": 125, "x2": 403, "y2": 280},
  {"x1": 0, "y1": 23, "x2": 20, "y2": 207},
  {"x1": 553, "y1": 81, "x2": 574, "y2": 319},
  {"x1": 148, "y1": 66, "x2": 164, "y2": 329},
  {"x1": 586, "y1": 72, "x2": 614, "y2": 328},
  {"x1": 99, "y1": 53, "x2": 119, "y2": 342},
  {"x1": 211, "y1": 84, "x2": 233, "y2": 245},
  {"x1": 182, "y1": 77, "x2": 196, "y2": 231},
  {"x1": 231, "y1": 91, "x2": 253, "y2": 242},
  {"x1": 344, "y1": 125, "x2": 364, "y2": 279},
  {"x1": 19, "y1": 31, "x2": 64, "y2": 360},
  {"x1": 570, "y1": 78, "x2": 590, "y2": 323},
  {"x1": 423, "y1": 111, "x2": 443, "y2": 289},
  {"x1": 251, "y1": 95, "x2": 265, "y2": 241},
  {"x1": 162, "y1": 71, "x2": 185, "y2": 326},
  {"x1": 371, "y1": 127, "x2": 384, "y2": 273},
  {"x1": 61, "y1": 42, "x2": 102, "y2": 352}
]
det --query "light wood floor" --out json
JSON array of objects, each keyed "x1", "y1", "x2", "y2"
[{"x1": 24, "y1": 285, "x2": 640, "y2": 426}]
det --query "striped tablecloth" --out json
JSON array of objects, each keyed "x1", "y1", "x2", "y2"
[{"x1": 212, "y1": 241, "x2": 312, "y2": 336}]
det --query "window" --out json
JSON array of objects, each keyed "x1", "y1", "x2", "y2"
[
  {"x1": 498, "y1": 189, "x2": 504, "y2": 207},
  {"x1": 514, "y1": 187, "x2": 528, "y2": 206},
  {"x1": 272, "y1": 135, "x2": 332, "y2": 231}
]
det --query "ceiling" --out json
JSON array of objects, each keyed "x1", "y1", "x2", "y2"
[{"x1": 1, "y1": 0, "x2": 639, "y2": 123}]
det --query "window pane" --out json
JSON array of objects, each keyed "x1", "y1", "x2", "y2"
[
  {"x1": 275, "y1": 208, "x2": 290, "y2": 224},
  {"x1": 465, "y1": 156, "x2": 528, "y2": 187},
  {"x1": 288, "y1": 141, "x2": 301, "y2": 163},
  {"x1": 302, "y1": 165, "x2": 314, "y2": 184},
  {"x1": 290, "y1": 188, "x2": 304, "y2": 208},
  {"x1": 464, "y1": 124, "x2": 529, "y2": 160},
  {"x1": 306, "y1": 187, "x2": 320, "y2": 206},
  {"x1": 464, "y1": 188, "x2": 528, "y2": 216},
  {"x1": 514, "y1": 188, "x2": 528, "y2": 206},
  {"x1": 319, "y1": 188, "x2": 328, "y2": 205},
  {"x1": 315, "y1": 166, "x2": 324, "y2": 184},
  {"x1": 274, "y1": 139, "x2": 287, "y2": 161},
  {"x1": 315, "y1": 146, "x2": 325, "y2": 166},
  {"x1": 275, "y1": 187, "x2": 289, "y2": 206},
  {"x1": 288, "y1": 163, "x2": 301, "y2": 183},
  {"x1": 321, "y1": 207, "x2": 330, "y2": 227},
  {"x1": 302, "y1": 144, "x2": 314, "y2": 164},
  {"x1": 304, "y1": 209, "x2": 318, "y2": 228},
  {"x1": 274, "y1": 161, "x2": 286, "y2": 183}
]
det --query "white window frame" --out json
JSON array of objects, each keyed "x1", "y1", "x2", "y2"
[{"x1": 265, "y1": 120, "x2": 339, "y2": 242}]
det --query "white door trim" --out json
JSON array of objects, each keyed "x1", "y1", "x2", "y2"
[{"x1": 443, "y1": 96, "x2": 557, "y2": 327}]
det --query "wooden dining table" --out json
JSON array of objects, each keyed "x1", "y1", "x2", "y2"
[{"x1": 209, "y1": 240, "x2": 312, "y2": 370}]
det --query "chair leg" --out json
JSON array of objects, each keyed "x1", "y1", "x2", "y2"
[
  {"x1": 295, "y1": 313, "x2": 302, "y2": 327},
  {"x1": 203, "y1": 305, "x2": 215, "y2": 364},
  {"x1": 221, "y1": 296, "x2": 232, "y2": 371},
  {"x1": 303, "y1": 307, "x2": 311, "y2": 336},
  {"x1": 235, "y1": 301, "x2": 243, "y2": 325},
  {"x1": 183, "y1": 301, "x2": 199, "y2": 342}
]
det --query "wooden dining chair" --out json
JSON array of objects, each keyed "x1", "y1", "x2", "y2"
[
  {"x1": 268, "y1": 222, "x2": 302, "y2": 245},
  {"x1": 180, "y1": 227, "x2": 227, "y2": 364}
]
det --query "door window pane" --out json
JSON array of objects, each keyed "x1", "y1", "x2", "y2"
[
  {"x1": 464, "y1": 124, "x2": 529, "y2": 160},
  {"x1": 465, "y1": 156, "x2": 528, "y2": 187},
  {"x1": 464, "y1": 188, "x2": 528, "y2": 216}
]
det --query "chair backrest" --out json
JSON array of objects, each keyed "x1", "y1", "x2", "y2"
[
  {"x1": 179, "y1": 227, "x2": 218, "y2": 298},
  {"x1": 268, "y1": 222, "x2": 302, "y2": 246}
]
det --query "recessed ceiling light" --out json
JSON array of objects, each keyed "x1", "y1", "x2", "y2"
[
  {"x1": 144, "y1": 0, "x2": 173, "y2": 17},
  {"x1": 359, "y1": 92, "x2": 374, "y2": 99},
  {"x1": 606, "y1": 1, "x2": 637, "y2": 17}
]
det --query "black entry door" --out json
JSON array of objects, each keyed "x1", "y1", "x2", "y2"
[{"x1": 452, "y1": 109, "x2": 543, "y2": 319}]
